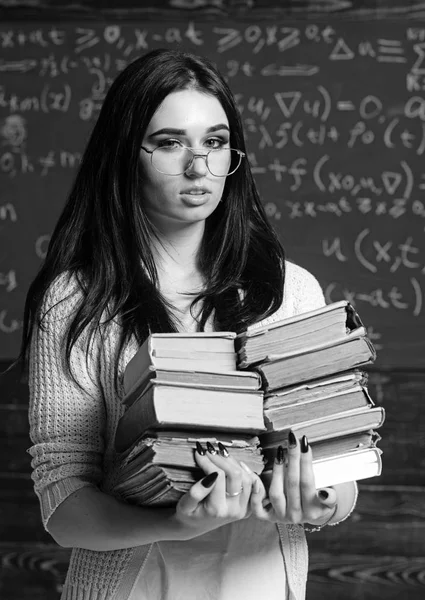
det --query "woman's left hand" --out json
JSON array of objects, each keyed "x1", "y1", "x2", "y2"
[{"x1": 247, "y1": 433, "x2": 338, "y2": 526}]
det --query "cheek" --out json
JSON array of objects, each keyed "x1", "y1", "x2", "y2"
[
  {"x1": 143, "y1": 180, "x2": 183, "y2": 216},
  {"x1": 140, "y1": 169, "x2": 172, "y2": 200},
  {"x1": 216, "y1": 179, "x2": 227, "y2": 201}
]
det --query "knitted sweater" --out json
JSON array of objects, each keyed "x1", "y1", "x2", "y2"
[{"x1": 28, "y1": 261, "x2": 326, "y2": 600}]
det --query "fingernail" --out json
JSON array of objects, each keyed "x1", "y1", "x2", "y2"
[
  {"x1": 196, "y1": 441, "x2": 206, "y2": 456},
  {"x1": 201, "y1": 472, "x2": 219, "y2": 488},
  {"x1": 217, "y1": 442, "x2": 229, "y2": 457},
  {"x1": 275, "y1": 445, "x2": 285, "y2": 465},
  {"x1": 288, "y1": 430, "x2": 297, "y2": 449},
  {"x1": 254, "y1": 478, "x2": 261, "y2": 494},
  {"x1": 206, "y1": 441, "x2": 217, "y2": 455},
  {"x1": 301, "y1": 435, "x2": 309, "y2": 453},
  {"x1": 318, "y1": 490, "x2": 329, "y2": 499}
]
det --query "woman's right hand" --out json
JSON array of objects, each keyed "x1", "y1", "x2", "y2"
[{"x1": 171, "y1": 442, "x2": 254, "y2": 540}]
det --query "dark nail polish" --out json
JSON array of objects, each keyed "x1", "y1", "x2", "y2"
[
  {"x1": 206, "y1": 441, "x2": 217, "y2": 455},
  {"x1": 275, "y1": 445, "x2": 285, "y2": 465},
  {"x1": 201, "y1": 472, "x2": 219, "y2": 488},
  {"x1": 301, "y1": 435, "x2": 309, "y2": 453},
  {"x1": 318, "y1": 489, "x2": 329, "y2": 500},
  {"x1": 288, "y1": 430, "x2": 297, "y2": 449},
  {"x1": 196, "y1": 441, "x2": 206, "y2": 456},
  {"x1": 217, "y1": 442, "x2": 229, "y2": 457}
]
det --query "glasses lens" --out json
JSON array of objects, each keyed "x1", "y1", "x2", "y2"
[
  {"x1": 151, "y1": 147, "x2": 192, "y2": 175},
  {"x1": 208, "y1": 148, "x2": 241, "y2": 177}
]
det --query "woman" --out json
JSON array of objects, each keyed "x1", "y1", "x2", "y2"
[{"x1": 20, "y1": 49, "x2": 358, "y2": 600}]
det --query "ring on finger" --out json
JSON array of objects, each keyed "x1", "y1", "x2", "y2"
[{"x1": 226, "y1": 485, "x2": 244, "y2": 498}]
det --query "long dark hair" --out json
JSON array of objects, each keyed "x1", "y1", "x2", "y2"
[{"x1": 19, "y1": 48, "x2": 285, "y2": 379}]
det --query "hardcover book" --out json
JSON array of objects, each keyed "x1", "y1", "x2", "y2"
[
  {"x1": 249, "y1": 328, "x2": 376, "y2": 392},
  {"x1": 259, "y1": 405, "x2": 385, "y2": 449},
  {"x1": 262, "y1": 447, "x2": 383, "y2": 490},
  {"x1": 263, "y1": 371, "x2": 373, "y2": 430},
  {"x1": 262, "y1": 430, "x2": 381, "y2": 464},
  {"x1": 114, "y1": 431, "x2": 264, "y2": 507},
  {"x1": 237, "y1": 300, "x2": 364, "y2": 368},
  {"x1": 115, "y1": 381, "x2": 265, "y2": 452},
  {"x1": 124, "y1": 332, "x2": 238, "y2": 397},
  {"x1": 123, "y1": 368, "x2": 262, "y2": 408}
]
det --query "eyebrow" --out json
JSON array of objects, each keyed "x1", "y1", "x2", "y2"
[{"x1": 148, "y1": 124, "x2": 230, "y2": 138}]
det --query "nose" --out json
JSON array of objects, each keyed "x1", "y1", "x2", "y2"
[{"x1": 185, "y1": 153, "x2": 209, "y2": 177}]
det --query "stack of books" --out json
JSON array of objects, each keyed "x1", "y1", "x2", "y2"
[
  {"x1": 235, "y1": 300, "x2": 385, "y2": 489},
  {"x1": 113, "y1": 333, "x2": 266, "y2": 506},
  {"x1": 114, "y1": 301, "x2": 385, "y2": 507}
]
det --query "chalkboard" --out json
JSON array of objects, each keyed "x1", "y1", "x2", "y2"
[{"x1": 1, "y1": 19, "x2": 425, "y2": 367}]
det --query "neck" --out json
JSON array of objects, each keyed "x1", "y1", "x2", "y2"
[{"x1": 150, "y1": 221, "x2": 205, "y2": 274}]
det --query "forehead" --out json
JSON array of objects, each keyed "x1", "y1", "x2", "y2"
[{"x1": 147, "y1": 89, "x2": 228, "y2": 131}]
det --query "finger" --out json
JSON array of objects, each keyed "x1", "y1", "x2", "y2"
[
  {"x1": 268, "y1": 445, "x2": 287, "y2": 519},
  {"x1": 194, "y1": 442, "x2": 227, "y2": 508},
  {"x1": 194, "y1": 441, "x2": 222, "y2": 474},
  {"x1": 299, "y1": 436, "x2": 318, "y2": 513},
  {"x1": 235, "y1": 462, "x2": 255, "y2": 509},
  {"x1": 239, "y1": 461, "x2": 263, "y2": 500},
  {"x1": 177, "y1": 471, "x2": 219, "y2": 514},
  {"x1": 238, "y1": 460, "x2": 270, "y2": 516},
  {"x1": 285, "y1": 431, "x2": 302, "y2": 523},
  {"x1": 249, "y1": 473, "x2": 273, "y2": 520},
  {"x1": 203, "y1": 442, "x2": 244, "y2": 497},
  {"x1": 317, "y1": 487, "x2": 338, "y2": 509}
]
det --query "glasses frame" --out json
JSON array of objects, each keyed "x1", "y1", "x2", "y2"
[{"x1": 140, "y1": 145, "x2": 246, "y2": 177}]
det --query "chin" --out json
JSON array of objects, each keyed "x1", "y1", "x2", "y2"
[
  {"x1": 178, "y1": 202, "x2": 220, "y2": 222},
  {"x1": 148, "y1": 207, "x2": 218, "y2": 230}
]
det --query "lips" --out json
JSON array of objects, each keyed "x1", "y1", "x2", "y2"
[{"x1": 180, "y1": 187, "x2": 211, "y2": 195}]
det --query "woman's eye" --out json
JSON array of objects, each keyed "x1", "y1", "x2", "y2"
[
  {"x1": 205, "y1": 138, "x2": 227, "y2": 149},
  {"x1": 157, "y1": 139, "x2": 182, "y2": 150}
]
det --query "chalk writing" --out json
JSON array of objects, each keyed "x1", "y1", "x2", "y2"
[
  {"x1": 322, "y1": 232, "x2": 425, "y2": 276},
  {"x1": 0, "y1": 84, "x2": 71, "y2": 113},
  {"x1": 0, "y1": 310, "x2": 21, "y2": 334},
  {"x1": 0, "y1": 204, "x2": 17, "y2": 222},
  {"x1": 0, "y1": 150, "x2": 81, "y2": 177},
  {"x1": 0, "y1": 271, "x2": 17, "y2": 292},
  {"x1": 0, "y1": 20, "x2": 424, "y2": 365},
  {"x1": 284, "y1": 197, "x2": 424, "y2": 220},
  {"x1": 35, "y1": 235, "x2": 50, "y2": 260},
  {"x1": 325, "y1": 279, "x2": 422, "y2": 318}
]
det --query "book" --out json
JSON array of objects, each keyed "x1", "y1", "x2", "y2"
[
  {"x1": 237, "y1": 300, "x2": 364, "y2": 367},
  {"x1": 262, "y1": 447, "x2": 383, "y2": 490},
  {"x1": 115, "y1": 465, "x2": 199, "y2": 507},
  {"x1": 262, "y1": 430, "x2": 381, "y2": 465},
  {"x1": 264, "y1": 370, "x2": 368, "y2": 407},
  {"x1": 114, "y1": 432, "x2": 264, "y2": 507},
  {"x1": 118, "y1": 430, "x2": 264, "y2": 472},
  {"x1": 310, "y1": 430, "x2": 381, "y2": 461},
  {"x1": 249, "y1": 327, "x2": 376, "y2": 392},
  {"x1": 259, "y1": 405, "x2": 385, "y2": 449},
  {"x1": 115, "y1": 382, "x2": 265, "y2": 452},
  {"x1": 124, "y1": 332, "x2": 238, "y2": 397},
  {"x1": 123, "y1": 368, "x2": 262, "y2": 408},
  {"x1": 263, "y1": 371, "x2": 373, "y2": 430},
  {"x1": 311, "y1": 446, "x2": 383, "y2": 488}
]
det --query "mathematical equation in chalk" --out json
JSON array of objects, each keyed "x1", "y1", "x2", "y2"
[{"x1": 1, "y1": 21, "x2": 425, "y2": 364}]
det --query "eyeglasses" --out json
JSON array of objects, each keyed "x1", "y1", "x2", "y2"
[{"x1": 140, "y1": 145, "x2": 245, "y2": 177}]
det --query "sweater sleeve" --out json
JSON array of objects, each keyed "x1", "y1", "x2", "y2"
[{"x1": 27, "y1": 274, "x2": 107, "y2": 530}]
